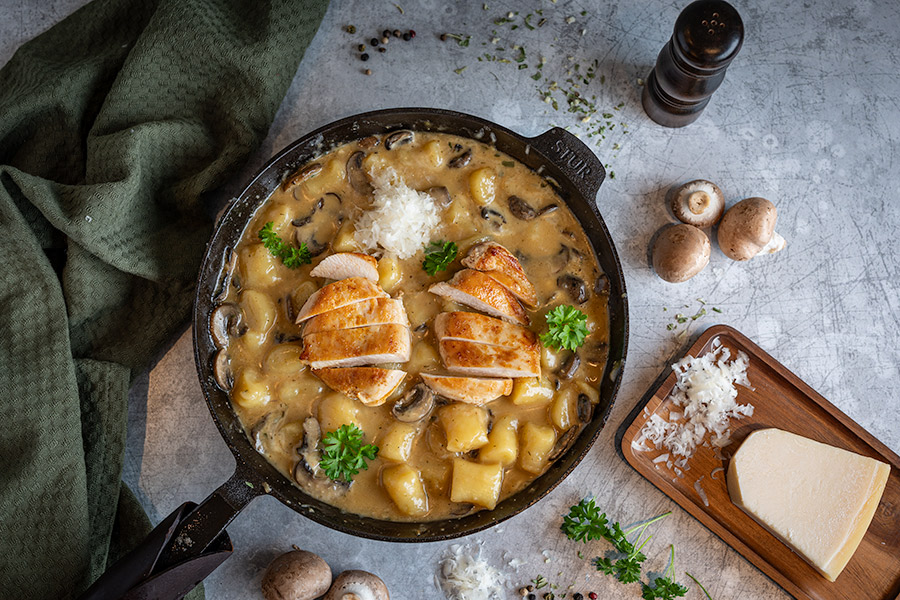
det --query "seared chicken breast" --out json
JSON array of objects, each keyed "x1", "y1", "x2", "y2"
[
  {"x1": 295, "y1": 276, "x2": 388, "y2": 323},
  {"x1": 438, "y1": 339, "x2": 540, "y2": 378},
  {"x1": 434, "y1": 311, "x2": 537, "y2": 349},
  {"x1": 300, "y1": 324, "x2": 411, "y2": 369},
  {"x1": 429, "y1": 269, "x2": 529, "y2": 325},
  {"x1": 310, "y1": 252, "x2": 379, "y2": 282},
  {"x1": 461, "y1": 241, "x2": 537, "y2": 307},
  {"x1": 303, "y1": 298, "x2": 408, "y2": 336},
  {"x1": 420, "y1": 373, "x2": 512, "y2": 405},
  {"x1": 313, "y1": 367, "x2": 406, "y2": 406}
]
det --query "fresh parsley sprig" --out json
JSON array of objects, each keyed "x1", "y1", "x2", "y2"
[
  {"x1": 540, "y1": 305, "x2": 589, "y2": 351},
  {"x1": 320, "y1": 424, "x2": 378, "y2": 482},
  {"x1": 641, "y1": 546, "x2": 688, "y2": 600},
  {"x1": 562, "y1": 499, "x2": 670, "y2": 584},
  {"x1": 258, "y1": 221, "x2": 311, "y2": 269},
  {"x1": 422, "y1": 240, "x2": 458, "y2": 276}
]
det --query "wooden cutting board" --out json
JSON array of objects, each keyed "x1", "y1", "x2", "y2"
[{"x1": 616, "y1": 325, "x2": 900, "y2": 600}]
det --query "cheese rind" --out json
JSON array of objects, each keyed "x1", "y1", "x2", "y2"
[{"x1": 727, "y1": 428, "x2": 890, "y2": 582}]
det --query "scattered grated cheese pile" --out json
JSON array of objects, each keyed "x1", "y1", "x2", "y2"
[
  {"x1": 354, "y1": 166, "x2": 440, "y2": 259},
  {"x1": 635, "y1": 341, "x2": 754, "y2": 460},
  {"x1": 437, "y1": 544, "x2": 507, "y2": 600}
]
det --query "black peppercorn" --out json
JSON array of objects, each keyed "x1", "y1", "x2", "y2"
[
  {"x1": 402, "y1": 32, "x2": 411, "y2": 41},
  {"x1": 370, "y1": 38, "x2": 379, "y2": 46},
  {"x1": 527, "y1": 595, "x2": 536, "y2": 600},
  {"x1": 382, "y1": 29, "x2": 391, "y2": 38},
  {"x1": 573, "y1": 594, "x2": 584, "y2": 600},
  {"x1": 360, "y1": 53, "x2": 370, "y2": 61}
]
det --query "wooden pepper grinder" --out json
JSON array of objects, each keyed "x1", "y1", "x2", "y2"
[{"x1": 642, "y1": 0, "x2": 744, "y2": 127}]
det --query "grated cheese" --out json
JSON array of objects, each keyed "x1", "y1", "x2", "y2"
[
  {"x1": 694, "y1": 476, "x2": 709, "y2": 507},
  {"x1": 437, "y1": 544, "x2": 507, "y2": 600},
  {"x1": 354, "y1": 166, "x2": 440, "y2": 259},
  {"x1": 639, "y1": 341, "x2": 754, "y2": 461}
]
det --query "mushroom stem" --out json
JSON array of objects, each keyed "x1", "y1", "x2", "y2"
[{"x1": 758, "y1": 231, "x2": 786, "y2": 255}]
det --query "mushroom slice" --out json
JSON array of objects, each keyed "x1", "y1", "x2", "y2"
[
  {"x1": 717, "y1": 197, "x2": 786, "y2": 261},
  {"x1": 479, "y1": 207, "x2": 506, "y2": 229},
  {"x1": 548, "y1": 426, "x2": 580, "y2": 462},
  {"x1": 384, "y1": 129, "x2": 414, "y2": 150},
  {"x1": 434, "y1": 311, "x2": 537, "y2": 350},
  {"x1": 448, "y1": 149, "x2": 472, "y2": 168},
  {"x1": 323, "y1": 570, "x2": 389, "y2": 600},
  {"x1": 557, "y1": 353, "x2": 581, "y2": 380},
  {"x1": 461, "y1": 241, "x2": 537, "y2": 308},
  {"x1": 346, "y1": 151, "x2": 373, "y2": 195},
  {"x1": 251, "y1": 410, "x2": 285, "y2": 453},
  {"x1": 210, "y1": 303, "x2": 244, "y2": 349},
  {"x1": 212, "y1": 349, "x2": 233, "y2": 391},
  {"x1": 420, "y1": 374, "x2": 512, "y2": 406},
  {"x1": 303, "y1": 298, "x2": 408, "y2": 336},
  {"x1": 313, "y1": 367, "x2": 406, "y2": 407},
  {"x1": 310, "y1": 252, "x2": 379, "y2": 282},
  {"x1": 671, "y1": 180, "x2": 725, "y2": 227},
  {"x1": 282, "y1": 163, "x2": 323, "y2": 191},
  {"x1": 392, "y1": 383, "x2": 435, "y2": 422},
  {"x1": 299, "y1": 324, "x2": 412, "y2": 369},
  {"x1": 557, "y1": 274, "x2": 589, "y2": 304},
  {"x1": 428, "y1": 269, "x2": 529, "y2": 325},
  {"x1": 507, "y1": 195, "x2": 537, "y2": 220},
  {"x1": 294, "y1": 417, "x2": 325, "y2": 482},
  {"x1": 295, "y1": 277, "x2": 389, "y2": 323},
  {"x1": 651, "y1": 224, "x2": 711, "y2": 283},
  {"x1": 577, "y1": 393, "x2": 594, "y2": 423}
]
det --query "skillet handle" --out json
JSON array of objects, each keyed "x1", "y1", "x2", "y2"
[
  {"x1": 78, "y1": 466, "x2": 262, "y2": 600},
  {"x1": 527, "y1": 128, "x2": 606, "y2": 201}
]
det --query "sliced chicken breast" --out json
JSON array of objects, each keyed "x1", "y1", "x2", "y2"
[
  {"x1": 313, "y1": 367, "x2": 406, "y2": 406},
  {"x1": 295, "y1": 277, "x2": 388, "y2": 323},
  {"x1": 420, "y1": 373, "x2": 512, "y2": 405},
  {"x1": 310, "y1": 252, "x2": 379, "y2": 282},
  {"x1": 438, "y1": 339, "x2": 540, "y2": 378},
  {"x1": 429, "y1": 269, "x2": 529, "y2": 325},
  {"x1": 434, "y1": 311, "x2": 537, "y2": 349},
  {"x1": 461, "y1": 241, "x2": 537, "y2": 307},
  {"x1": 300, "y1": 324, "x2": 411, "y2": 369},
  {"x1": 303, "y1": 298, "x2": 408, "y2": 336}
]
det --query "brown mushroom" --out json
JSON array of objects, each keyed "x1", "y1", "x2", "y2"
[
  {"x1": 651, "y1": 224, "x2": 711, "y2": 283},
  {"x1": 261, "y1": 549, "x2": 332, "y2": 600},
  {"x1": 324, "y1": 570, "x2": 389, "y2": 600},
  {"x1": 717, "y1": 197, "x2": 786, "y2": 261},
  {"x1": 671, "y1": 180, "x2": 725, "y2": 228}
]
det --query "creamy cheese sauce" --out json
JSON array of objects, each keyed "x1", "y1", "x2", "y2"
[{"x1": 214, "y1": 131, "x2": 610, "y2": 521}]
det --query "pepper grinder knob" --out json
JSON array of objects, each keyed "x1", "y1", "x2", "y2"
[{"x1": 641, "y1": 0, "x2": 744, "y2": 127}]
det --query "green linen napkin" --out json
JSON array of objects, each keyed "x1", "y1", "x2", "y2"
[{"x1": 0, "y1": 0, "x2": 328, "y2": 598}]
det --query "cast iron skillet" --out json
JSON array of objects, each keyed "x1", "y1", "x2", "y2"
[{"x1": 81, "y1": 108, "x2": 628, "y2": 599}]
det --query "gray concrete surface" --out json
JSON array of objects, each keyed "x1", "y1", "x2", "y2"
[{"x1": 3, "y1": 1, "x2": 900, "y2": 598}]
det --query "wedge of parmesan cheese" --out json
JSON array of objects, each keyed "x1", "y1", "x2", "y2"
[{"x1": 727, "y1": 428, "x2": 890, "y2": 582}]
